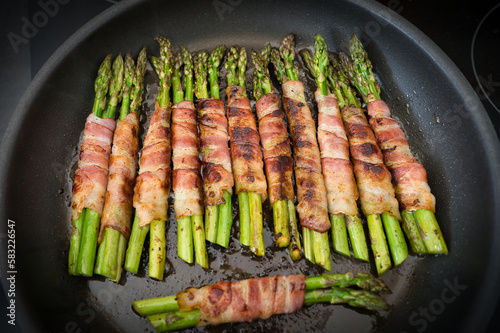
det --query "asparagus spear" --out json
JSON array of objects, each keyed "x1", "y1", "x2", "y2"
[
  {"x1": 226, "y1": 46, "x2": 266, "y2": 256},
  {"x1": 124, "y1": 37, "x2": 172, "y2": 280},
  {"x1": 252, "y1": 48, "x2": 302, "y2": 260},
  {"x1": 173, "y1": 46, "x2": 209, "y2": 268},
  {"x1": 132, "y1": 272, "x2": 389, "y2": 332},
  {"x1": 69, "y1": 55, "x2": 112, "y2": 277},
  {"x1": 270, "y1": 35, "x2": 331, "y2": 271},
  {"x1": 300, "y1": 34, "x2": 369, "y2": 262},
  {"x1": 95, "y1": 49, "x2": 147, "y2": 283},
  {"x1": 344, "y1": 34, "x2": 447, "y2": 255}
]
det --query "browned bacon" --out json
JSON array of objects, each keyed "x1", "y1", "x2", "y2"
[
  {"x1": 342, "y1": 106, "x2": 401, "y2": 220},
  {"x1": 315, "y1": 90, "x2": 359, "y2": 217},
  {"x1": 281, "y1": 80, "x2": 330, "y2": 233},
  {"x1": 133, "y1": 102, "x2": 172, "y2": 227},
  {"x1": 99, "y1": 112, "x2": 140, "y2": 240},
  {"x1": 171, "y1": 100, "x2": 203, "y2": 218},
  {"x1": 226, "y1": 86, "x2": 267, "y2": 200},
  {"x1": 71, "y1": 113, "x2": 116, "y2": 222},
  {"x1": 255, "y1": 93, "x2": 294, "y2": 205},
  {"x1": 177, "y1": 274, "x2": 306, "y2": 326},
  {"x1": 198, "y1": 98, "x2": 234, "y2": 206},
  {"x1": 367, "y1": 100, "x2": 436, "y2": 212}
]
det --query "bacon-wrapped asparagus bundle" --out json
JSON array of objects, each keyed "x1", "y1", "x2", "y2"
[
  {"x1": 68, "y1": 55, "x2": 116, "y2": 277},
  {"x1": 342, "y1": 34, "x2": 448, "y2": 255},
  {"x1": 270, "y1": 34, "x2": 331, "y2": 271},
  {"x1": 300, "y1": 35, "x2": 369, "y2": 262},
  {"x1": 225, "y1": 46, "x2": 267, "y2": 256},
  {"x1": 333, "y1": 64, "x2": 408, "y2": 274},
  {"x1": 93, "y1": 49, "x2": 146, "y2": 282},
  {"x1": 124, "y1": 37, "x2": 173, "y2": 280},
  {"x1": 252, "y1": 46, "x2": 301, "y2": 260},
  {"x1": 195, "y1": 46, "x2": 235, "y2": 248},
  {"x1": 132, "y1": 272, "x2": 389, "y2": 332},
  {"x1": 171, "y1": 46, "x2": 208, "y2": 267}
]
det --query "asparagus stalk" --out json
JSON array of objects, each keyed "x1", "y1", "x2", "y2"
[
  {"x1": 132, "y1": 272, "x2": 389, "y2": 332},
  {"x1": 226, "y1": 46, "x2": 265, "y2": 256},
  {"x1": 271, "y1": 34, "x2": 331, "y2": 270},
  {"x1": 69, "y1": 55, "x2": 112, "y2": 276},
  {"x1": 329, "y1": 54, "x2": 402, "y2": 275},
  {"x1": 124, "y1": 37, "x2": 172, "y2": 280},
  {"x1": 300, "y1": 34, "x2": 369, "y2": 262},
  {"x1": 252, "y1": 48, "x2": 302, "y2": 259},
  {"x1": 345, "y1": 34, "x2": 447, "y2": 255}
]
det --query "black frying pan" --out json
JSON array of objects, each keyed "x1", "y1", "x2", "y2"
[{"x1": 1, "y1": 0, "x2": 500, "y2": 332}]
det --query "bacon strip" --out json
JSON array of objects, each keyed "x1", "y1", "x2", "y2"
[
  {"x1": 71, "y1": 113, "x2": 116, "y2": 222},
  {"x1": 281, "y1": 81, "x2": 330, "y2": 233},
  {"x1": 367, "y1": 100, "x2": 436, "y2": 212},
  {"x1": 177, "y1": 274, "x2": 306, "y2": 326},
  {"x1": 315, "y1": 90, "x2": 359, "y2": 217},
  {"x1": 172, "y1": 100, "x2": 203, "y2": 218},
  {"x1": 99, "y1": 112, "x2": 140, "y2": 241},
  {"x1": 198, "y1": 98, "x2": 234, "y2": 207},
  {"x1": 133, "y1": 102, "x2": 172, "y2": 227},
  {"x1": 342, "y1": 106, "x2": 401, "y2": 220},
  {"x1": 255, "y1": 93, "x2": 294, "y2": 205},
  {"x1": 226, "y1": 86, "x2": 267, "y2": 200}
]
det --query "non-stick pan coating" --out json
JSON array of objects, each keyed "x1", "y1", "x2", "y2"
[{"x1": 1, "y1": 1, "x2": 500, "y2": 332}]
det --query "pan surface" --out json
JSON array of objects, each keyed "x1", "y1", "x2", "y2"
[{"x1": 1, "y1": 0, "x2": 500, "y2": 332}]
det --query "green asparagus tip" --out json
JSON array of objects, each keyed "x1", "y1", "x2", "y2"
[
  {"x1": 181, "y1": 45, "x2": 194, "y2": 102},
  {"x1": 92, "y1": 54, "x2": 113, "y2": 117},
  {"x1": 129, "y1": 47, "x2": 147, "y2": 114},
  {"x1": 209, "y1": 44, "x2": 227, "y2": 70},
  {"x1": 260, "y1": 43, "x2": 272, "y2": 66},
  {"x1": 237, "y1": 47, "x2": 247, "y2": 90},
  {"x1": 194, "y1": 51, "x2": 209, "y2": 100},
  {"x1": 279, "y1": 33, "x2": 298, "y2": 81},
  {"x1": 346, "y1": 34, "x2": 381, "y2": 102},
  {"x1": 225, "y1": 46, "x2": 239, "y2": 87},
  {"x1": 270, "y1": 48, "x2": 287, "y2": 84}
]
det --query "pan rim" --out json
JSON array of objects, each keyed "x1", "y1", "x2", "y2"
[{"x1": 0, "y1": 0, "x2": 499, "y2": 332}]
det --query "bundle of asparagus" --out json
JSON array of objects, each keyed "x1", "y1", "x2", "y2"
[
  {"x1": 69, "y1": 54, "x2": 115, "y2": 277},
  {"x1": 270, "y1": 34, "x2": 331, "y2": 271},
  {"x1": 300, "y1": 35, "x2": 369, "y2": 262},
  {"x1": 171, "y1": 46, "x2": 208, "y2": 267},
  {"x1": 95, "y1": 48, "x2": 147, "y2": 282},
  {"x1": 132, "y1": 272, "x2": 390, "y2": 332},
  {"x1": 252, "y1": 46, "x2": 302, "y2": 260},
  {"x1": 195, "y1": 46, "x2": 235, "y2": 248},
  {"x1": 341, "y1": 34, "x2": 448, "y2": 255},
  {"x1": 225, "y1": 46, "x2": 267, "y2": 256},
  {"x1": 124, "y1": 36, "x2": 173, "y2": 280}
]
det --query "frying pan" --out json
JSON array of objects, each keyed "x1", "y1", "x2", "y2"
[{"x1": 1, "y1": 0, "x2": 500, "y2": 332}]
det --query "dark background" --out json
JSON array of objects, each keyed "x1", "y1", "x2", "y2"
[{"x1": 1, "y1": 0, "x2": 499, "y2": 332}]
